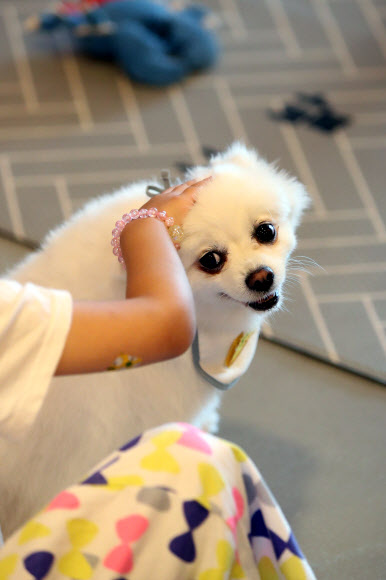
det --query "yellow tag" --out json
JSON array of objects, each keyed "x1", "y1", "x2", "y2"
[
  {"x1": 225, "y1": 332, "x2": 254, "y2": 367},
  {"x1": 107, "y1": 354, "x2": 142, "y2": 371}
]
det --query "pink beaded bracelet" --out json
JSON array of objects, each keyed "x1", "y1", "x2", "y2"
[{"x1": 111, "y1": 208, "x2": 184, "y2": 266}]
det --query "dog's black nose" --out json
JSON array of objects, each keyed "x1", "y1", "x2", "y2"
[{"x1": 246, "y1": 267, "x2": 274, "y2": 292}]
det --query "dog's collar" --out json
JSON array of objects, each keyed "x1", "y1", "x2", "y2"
[{"x1": 192, "y1": 333, "x2": 240, "y2": 391}]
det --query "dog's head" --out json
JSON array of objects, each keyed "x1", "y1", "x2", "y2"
[{"x1": 179, "y1": 143, "x2": 310, "y2": 320}]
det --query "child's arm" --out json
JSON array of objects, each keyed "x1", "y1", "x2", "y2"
[{"x1": 55, "y1": 178, "x2": 211, "y2": 375}]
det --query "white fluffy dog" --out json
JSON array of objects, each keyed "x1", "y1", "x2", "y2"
[{"x1": 0, "y1": 143, "x2": 309, "y2": 538}]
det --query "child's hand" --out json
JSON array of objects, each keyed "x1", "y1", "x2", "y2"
[{"x1": 140, "y1": 176, "x2": 212, "y2": 225}]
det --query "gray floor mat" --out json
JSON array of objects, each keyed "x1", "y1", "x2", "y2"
[{"x1": 0, "y1": 0, "x2": 385, "y2": 383}]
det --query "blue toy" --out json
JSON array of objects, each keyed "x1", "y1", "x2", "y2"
[{"x1": 26, "y1": 0, "x2": 220, "y2": 86}]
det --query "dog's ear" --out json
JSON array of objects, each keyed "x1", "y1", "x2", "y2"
[
  {"x1": 184, "y1": 142, "x2": 257, "y2": 178},
  {"x1": 283, "y1": 176, "x2": 312, "y2": 230},
  {"x1": 209, "y1": 141, "x2": 258, "y2": 168}
]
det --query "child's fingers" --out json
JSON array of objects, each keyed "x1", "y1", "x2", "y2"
[
  {"x1": 161, "y1": 178, "x2": 199, "y2": 196},
  {"x1": 140, "y1": 176, "x2": 213, "y2": 222},
  {"x1": 182, "y1": 176, "x2": 213, "y2": 193},
  {"x1": 170, "y1": 176, "x2": 213, "y2": 199},
  {"x1": 181, "y1": 177, "x2": 213, "y2": 203}
]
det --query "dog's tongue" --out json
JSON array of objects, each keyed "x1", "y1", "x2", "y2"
[{"x1": 248, "y1": 293, "x2": 279, "y2": 311}]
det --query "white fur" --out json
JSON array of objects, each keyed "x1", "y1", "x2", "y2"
[{"x1": 0, "y1": 143, "x2": 309, "y2": 538}]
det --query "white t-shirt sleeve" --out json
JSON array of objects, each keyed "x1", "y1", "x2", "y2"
[{"x1": 0, "y1": 280, "x2": 73, "y2": 438}]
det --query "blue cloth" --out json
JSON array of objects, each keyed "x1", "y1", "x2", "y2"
[{"x1": 33, "y1": 1, "x2": 220, "y2": 86}]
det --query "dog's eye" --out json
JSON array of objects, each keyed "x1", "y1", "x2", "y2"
[
  {"x1": 199, "y1": 251, "x2": 225, "y2": 273},
  {"x1": 254, "y1": 223, "x2": 277, "y2": 244}
]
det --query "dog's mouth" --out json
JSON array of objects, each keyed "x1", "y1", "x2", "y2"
[
  {"x1": 220, "y1": 292, "x2": 279, "y2": 312},
  {"x1": 248, "y1": 292, "x2": 279, "y2": 311}
]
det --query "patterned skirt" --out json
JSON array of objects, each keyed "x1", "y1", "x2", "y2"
[{"x1": 0, "y1": 423, "x2": 316, "y2": 579}]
